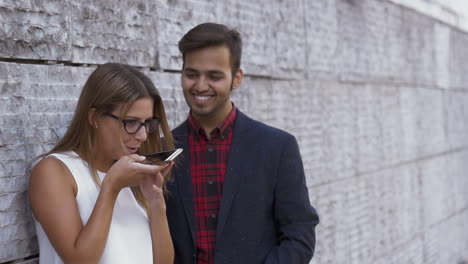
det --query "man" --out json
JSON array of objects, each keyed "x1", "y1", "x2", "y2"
[{"x1": 166, "y1": 22, "x2": 319, "y2": 264}]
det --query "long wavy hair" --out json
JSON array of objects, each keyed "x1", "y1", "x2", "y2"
[{"x1": 40, "y1": 63, "x2": 175, "y2": 209}]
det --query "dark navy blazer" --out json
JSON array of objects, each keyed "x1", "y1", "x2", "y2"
[{"x1": 166, "y1": 109, "x2": 319, "y2": 264}]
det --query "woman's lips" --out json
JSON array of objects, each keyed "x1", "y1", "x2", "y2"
[{"x1": 127, "y1": 147, "x2": 138, "y2": 154}]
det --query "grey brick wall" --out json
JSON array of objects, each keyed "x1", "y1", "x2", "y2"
[{"x1": 1, "y1": 0, "x2": 468, "y2": 263}]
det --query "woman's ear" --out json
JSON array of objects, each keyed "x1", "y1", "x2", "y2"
[{"x1": 88, "y1": 108, "x2": 98, "y2": 128}]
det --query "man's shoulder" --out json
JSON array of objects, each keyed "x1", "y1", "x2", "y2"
[
  {"x1": 170, "y1": 110, "x2": 295, "y2": 140},
  {"x1": 236, "y1": 110, "x2": 294, "y2": 141},
  {"x1": 172, "y1": 119, "x2": 188, "y2": 136}
]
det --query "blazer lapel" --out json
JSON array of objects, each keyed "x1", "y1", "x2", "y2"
[{"x1": 216, "y1": 110, "x2": 253, "y2": 242}]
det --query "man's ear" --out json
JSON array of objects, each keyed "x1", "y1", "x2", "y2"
[
  {"x1": 231, "y1": 68, "x2": 244, "y2": 91},
  {"x1": 88, "y1": 108, "x2": 98, "y2": 128}
]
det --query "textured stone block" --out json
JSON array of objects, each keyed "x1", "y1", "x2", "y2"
[
  {"x1": 434, "y1": 23, "x2": 450, "y2": 88},
  {"x1": 333, "y1": 1, "x2": 436, "y2": 85},
  {"x1": 305, "y1": 0, "x2": 338, "y2": 74},
  {"x1": 449, "y1": 29, "x2": 468, "y2": 90},
  {"x1": 420, "y1": 151, "x2": 468, "y2": 229},
  {"x1": 400, "y1": 9, "x2": 437, "y2": 86},
  {"x1": 145, "y1": 71, "x2": 189, "y2": 128},
  {"x1": 400, "y1": 87, "x2": 447, "y2": 160},
  {"x1": 0, "y1": 237, "x2": 38, "y2": 263},
  {"x1": 379, "y1": 85, "x2": 405, "y2": 166},
  {"x1": 9, "y1": 259, "x2": 39, "y2": 264},
  {"x1": 0, "y1": 0, "x2": 71, "y2": 60},
  {"x1": 71, "y1": 0, "x2": 159, "y2": 66},
  {"x1": 310, "y1": 176, "x2": 374, "y2": 264},
  {"x1": 270, "y1": 0, "x2": 306, "y2": 79},
  {"x1": 0, "y1": 196, "x2": 38, "y2": 262},
  {"x1": 423, "y1": 209, "x2": 468, "y2": 263},
  {"x1": 0, "y1": 62, "x2": 91, "y2": 262},
  {"x1": 370, "y1": 165, "x2": 422, "y2": 259},
  {"x1": 221, "y1": 0, "x2": 274, "y2": 77},
  {"x1": 316, "y1": 82, "x2": 357, "y2": 182},
  {"x1": 373, "y1": 236, "x2": 424, "y2": 264},
  {"x1": 311, "y1": 164, "x2": 424, "y2": 264},
  {"x1": 351, "y1": 84, "x2": 385, "y2": 173},
  {"x1": 445, "y1": 91, "x2": 468, "y2": 149},
  {"x1": 306, "y1": 0, "x2": 439, "y2": 86},
  {"x1": 335, "y1": 0, "x2": 374, "y2": 78},
  {"x1": 419, "y1": 156, "x2": 454, "y2": 227},
  {"x1": 445, "y1": 151, "x2": 468, "y2": 213},
  {"x1": 156, "y1": 0, "x2": 300, "y2": 77}
]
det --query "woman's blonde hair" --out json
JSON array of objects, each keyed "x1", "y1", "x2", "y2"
[{"x1": 41, "y1": 63, "x2": 174, "y2": 209}]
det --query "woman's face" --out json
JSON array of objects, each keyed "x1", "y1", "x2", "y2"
[{"x1": 94, "y1": 97, "x2": 155, "y2": 171}]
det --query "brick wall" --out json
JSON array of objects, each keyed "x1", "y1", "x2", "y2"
[{"x1": 1, "y1": 0, "x2": 468, "y2": 263}]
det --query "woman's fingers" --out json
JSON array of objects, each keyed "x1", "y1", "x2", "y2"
[
  {"x1": 132, "y1": 160, "x2": 168, "y2": 174},
  {"x1": 160, "y1": 161, "x2": 174, "y2": 177},
  {"x1": 127, "y1": 154, "x2": 145, "y2": 162}
]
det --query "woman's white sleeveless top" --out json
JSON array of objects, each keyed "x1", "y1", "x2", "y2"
[{"x1": 34, "y1": 151, "x2": 153, "y2": 264}]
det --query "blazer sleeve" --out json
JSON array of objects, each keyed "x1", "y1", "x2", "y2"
[{"x1": 264, "y1": 135, "x2": 320, "y2": 264}]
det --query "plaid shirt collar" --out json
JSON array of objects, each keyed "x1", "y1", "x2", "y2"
[{"x1": 188, "y1": 103, "x2": 237, "y2": 139}]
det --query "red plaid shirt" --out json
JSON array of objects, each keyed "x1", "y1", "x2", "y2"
[{"x1": 188, "y1": 105, "x2": 237, "y2": 264}]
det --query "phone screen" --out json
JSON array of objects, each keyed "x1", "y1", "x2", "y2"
[{"x1": 141, "y1": 148, "x2": 183, "y2": 165}]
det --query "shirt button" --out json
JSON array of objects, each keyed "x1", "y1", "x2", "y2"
[
  {"x1": 208, "y1": 147, "x2": 214, "y2": 152},
  {"x1": 211, "y1": 214, "x2": 217, "y2": 219},
  {"x1": 208, "y1": 180, "x2": 214, "y2": 185}
]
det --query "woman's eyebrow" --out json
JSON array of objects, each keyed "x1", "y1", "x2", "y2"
[{"x1": 123, "y1": 115, "x2": 155, "y2": 121}]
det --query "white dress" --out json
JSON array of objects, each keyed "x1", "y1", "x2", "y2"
[{"x1": 34, "y1": 151, "x2": 153, "y2": 264}]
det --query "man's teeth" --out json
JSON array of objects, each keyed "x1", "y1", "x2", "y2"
[{"x1": 195, "y1": 95, "x2": 210, "y2": 101}]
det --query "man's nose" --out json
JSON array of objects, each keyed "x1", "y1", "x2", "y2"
[{"x1": 195, "y1": 76, "x2": 209, "y2": 91}]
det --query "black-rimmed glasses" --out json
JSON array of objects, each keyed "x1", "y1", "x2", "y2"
[{"x1": 104, "y1": 113, "x2": 160, "y2": 134}]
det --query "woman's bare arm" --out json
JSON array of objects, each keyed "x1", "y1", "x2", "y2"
[{"x1": 29, "y1": 155, "x2": 166, "y2": 263}]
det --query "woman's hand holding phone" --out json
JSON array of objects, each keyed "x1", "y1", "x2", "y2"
[{"x1": 104, "y1": 155, "x2": 168, "y2": 195}]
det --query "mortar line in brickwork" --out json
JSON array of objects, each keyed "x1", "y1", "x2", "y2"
[
  {"x1": 308, "y1": 146, "x2": 468, "y2": 188},
  {"x1": 0, "y1": 253, "x2": 39, "y2": 264},
  {"x1": 337, "y1": 76, "x2": 467, "y2": 92},
  {"x1": 160, "y1": 68, "x2": 294, "y2": 81},
  {"x1": 360, "y1": 146, "x2": 468, "y2": 177},
  {"x1": 427, "y1": 205, "x2": 468, "y2": 230},
  {"x1": 0, "y1": 58, "x2": 294, "y2": 81},
  {"x1": 372, "y1": 203, "x2": 468, "y2": 261},
  {"x1": 0, "y1": 57, "x2": 97, "y2": 68},
  {"x1": 372, "y1": 232, "x2": 426, "y2": 261},
  {"x1": 0, "y1": 58, "x2": 156, "y2": 72},
  {"x1": 387, "y1": 0, "x2": 468, "y2": 34}
]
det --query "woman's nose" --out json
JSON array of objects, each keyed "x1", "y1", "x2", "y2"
[{"x1": 135, "y1": 125, "x2": 148, "y2": 141}]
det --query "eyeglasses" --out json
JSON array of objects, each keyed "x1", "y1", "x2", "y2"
[{"x1": 104, "y1": 113, "x2": 160, "y2": 134}]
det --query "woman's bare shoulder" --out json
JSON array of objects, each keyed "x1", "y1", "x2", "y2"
[{"x1": 29, "y1": 155, "x2": 78, "y2": 199}]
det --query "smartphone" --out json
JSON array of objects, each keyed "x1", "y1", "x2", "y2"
[{"x1": 141, "y1": 148, "x2": 183, "y2": 165}]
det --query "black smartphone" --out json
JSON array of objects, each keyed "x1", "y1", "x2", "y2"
[{"x1": 141, "y1": 148, "x2": 183, "y2": 165}]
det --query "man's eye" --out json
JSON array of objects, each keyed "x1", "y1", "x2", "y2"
[
  {"x1": 210, "y1": 75, "x2": 223, "y2": 80},
  {"x1": 184, "y1": 72, "x2": 197, "y2": 79}
]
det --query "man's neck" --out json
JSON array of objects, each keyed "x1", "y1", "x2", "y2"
[
  {"x1": 194, "y1": 116, "x2": 221, "y2": 139},
  {"x1": 191, "y1": 103, "x2": 234, "y2": 138}
]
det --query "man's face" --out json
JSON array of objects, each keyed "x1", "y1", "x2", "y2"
[{"x1": 181, "y1": 45, "x2": 242, "y2": 125}]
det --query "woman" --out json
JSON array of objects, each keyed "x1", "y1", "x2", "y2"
[{"x1": 29, "y1": 63, "x2": 175, "y2": 264}]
